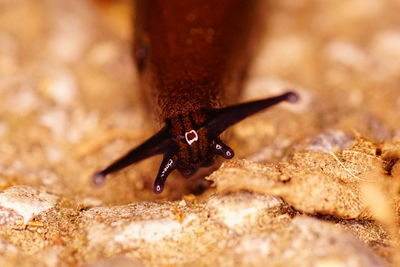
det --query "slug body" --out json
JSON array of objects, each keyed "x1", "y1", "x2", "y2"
[{"x1": 94, "y1": 0, "x2": 298, "y2": 194}]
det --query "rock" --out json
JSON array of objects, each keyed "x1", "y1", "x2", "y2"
[
  {"x1": 207, "y1": 136, "x2": 384, "y2": 219},
  {"x1": 301, "y1": 130, "x2": 354, "y2": 153},
  {"x1": 76, "y1": 192, "x2": 388, "y2": 266},
  {"x1": 205, "y1": 192, "x2": 287, "y2": 232},
  {"x1": 0, "y1": 185, "x2": 58, "y2": 225},
  {"x1": 258, "y1": 216, "x2": 388, "y2": 267},
  {"x1": 84, "y1": 256, "x2": 145, "y2": 267}
]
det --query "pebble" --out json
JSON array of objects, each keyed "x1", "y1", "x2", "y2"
[
  {"x1": 0, "y1": 186, "x2": 58, "y2": 225},
  {"x1": 305, "y1": 130, "x2": 354, "y2": 153}
]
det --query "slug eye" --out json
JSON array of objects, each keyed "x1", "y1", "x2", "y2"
[{"x1": 135, "y1": 42, "x2": 148, "y2": 72}]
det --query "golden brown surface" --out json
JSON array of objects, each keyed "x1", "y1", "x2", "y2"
[{"x1": 0, "y1": 0, "x2": 399, "y2": 266}]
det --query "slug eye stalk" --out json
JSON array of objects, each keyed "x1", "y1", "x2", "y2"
[{"x1": 93, "y1": 91, "x2": 299, "y2": 194}]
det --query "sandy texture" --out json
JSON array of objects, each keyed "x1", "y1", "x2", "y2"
[{"x1": 0, "y1": 0, "x2": 399, "y2": 266}]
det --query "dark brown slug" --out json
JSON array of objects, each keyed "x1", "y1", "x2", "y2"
[{"x1": 93, "y1": 0, "x2": 298, "y2": 194}]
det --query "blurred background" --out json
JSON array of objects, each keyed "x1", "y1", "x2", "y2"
[{"x1": 0, "y1": 0, "x2": 399, "y2": 204}]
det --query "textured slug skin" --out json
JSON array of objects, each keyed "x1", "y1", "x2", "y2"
[
  {"x1": 94, "y1": 0, "x2": 299, "y2": 194},
  {"x1": 134, "y1": 0, "x2": 262, "y2": 121}
]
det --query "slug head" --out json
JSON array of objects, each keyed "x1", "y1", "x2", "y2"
[{"x1": 93, "y1": 91, "x2": 299, "y2": 194}]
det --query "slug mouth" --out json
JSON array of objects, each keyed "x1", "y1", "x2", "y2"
[{"x1": 93, "y1": 91, "x2": 299, "y2": 194}]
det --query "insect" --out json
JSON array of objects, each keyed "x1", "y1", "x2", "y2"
[{"x1": 93, "y1": 0, "x2": 298, "y2": 194}]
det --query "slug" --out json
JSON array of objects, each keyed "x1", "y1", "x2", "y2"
[{"x1": 93, "y1": 0, "x2": 298, "y2": 194}]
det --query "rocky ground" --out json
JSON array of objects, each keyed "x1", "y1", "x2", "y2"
[{"x1": 0, "y1": 0, "x2": 399, "y2": 266}]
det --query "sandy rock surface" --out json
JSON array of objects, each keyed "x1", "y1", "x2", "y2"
[{"x1": 0, "y1": 0, "x2": 399, "y2": 266}]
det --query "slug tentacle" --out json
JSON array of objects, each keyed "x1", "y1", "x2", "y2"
[
  {"x1": 212, "y1": 139, "x2": 234, "y2": 159},
  {"x1": 93, "y1": 126, "x2": 176, "y2": 185},
  {"x1": 93, "y1": 92, "x2": 298, "y2": 193},
  {"x1": 205, "y1": 91, "x2": 299, "y2": 138},
  {"x1": 154, "y1": 154, "x2": 177, "y2": 194}
]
